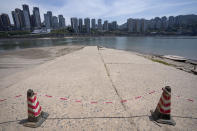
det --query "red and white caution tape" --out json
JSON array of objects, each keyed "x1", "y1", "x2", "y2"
[
  {"x1": 173, "y1": 93, "x2": 194, "y2": 102},
  {"x1": 0, "y1": 89, "x2": 195, "y2": 104}
]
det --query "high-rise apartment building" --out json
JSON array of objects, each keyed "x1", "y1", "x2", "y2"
[
  {"x1": 149, "y1": 19, "x2": 155, "y2": 30},
  {"x1": 91, "y1": 19, "x2": 96, "y2": 29},
  {"x1": 52, "y1": 16, "x2": 59, "y2": 29},
  {"x1": 111, "y1": 21, "x2": 117, "y2": 31},
  {"x1": 141, "y1": 19, "x2": 148, "y2": 33},
  {"x1": 14, "y1": 8, "x2": 25, "y2": 30},
  {"x1": 33, "y1": 7, "x2": 41, "y2": 28},
  {"x1": 161, "y1": 16, "x2": 168, "y2": 30},
  {"x1": 175, "y1": 16, "x2": 181, "y2": 27},
  {"x1": 71, "y1": 17, "x2": 78, "y2": 33},
  {"x1": 98, "y1": 19, "x2": 102, "y2": 30},
  {"x1": 44, "y1": 13, "x2": 51, "y2": 29},
  {"x1": 168, "y1": 16, "x2": 175, "y2": 28},
  {"x1": 22, "y1": 4, "x2": 31, "y2": 30},
  {"x1": 84, "y1": 18, "x2": 90, "y2": 33},
  {"x1": 22, "y1": 5, "x2": 30, "y2": 18},
  {"x1": 12, "y1": 11, "x2": 20, "y2": 30},
  {"x1": 103, "y1": 20, "x2": 108, "y2": 31},
  {"x1": 23, "y1": 11, "x2": 31, "y2": 30},
  {"x1": 154, "y1": 17, "x2": 162, "y2": 30},
  {"x1": 136, "y1": 19, "x2": 141, "y2": 33},
  {"x1": 47, "y1": 11, "x2": 52, "y2": 27},
  {"x1": 78, "y1": 18, "x2": 83, "y2": 33},
  {"x1": 0, "y1": 15, "x2": 3, "y2": 31},
  {"x1": 0, "y1": 13, "x2": 11, "y2": 31},
  {"x1": 58, "y1": 15, "x2": 65, "y2": 28},
  {"x1": 127, "y1": 18, "x2": 135, "y2": 32},
  {"x1": 30, "y1": 15, "x2": 35, "y2": 27}
]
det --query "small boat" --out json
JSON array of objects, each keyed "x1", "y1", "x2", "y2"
[{"x1": 163, "y1": 55, "x2": 187, "y2": 62}]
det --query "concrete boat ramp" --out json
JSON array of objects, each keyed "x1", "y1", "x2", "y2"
[{"x1": 0, "y1": 46, "x2": 197, "y2": 131}]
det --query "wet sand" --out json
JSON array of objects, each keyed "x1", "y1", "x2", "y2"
[{"x1": 0, "y1": 45, "x2": 84, "y2": 80}]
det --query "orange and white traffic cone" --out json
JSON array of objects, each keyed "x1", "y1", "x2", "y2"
[
  {"x1": 23, "y1": 89, "x2": 49, "y2": 128},
  {"x1": 150, "y1": 86, "x2": 176, "y2": 126}
]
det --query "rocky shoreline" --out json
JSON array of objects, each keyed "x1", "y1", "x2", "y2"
[
  {"x1": 98, "y1": 46, "x2": 197, "y2": 75},
  {"x1": 139, "y1": 53, "x2": 197, "y2": 75}
]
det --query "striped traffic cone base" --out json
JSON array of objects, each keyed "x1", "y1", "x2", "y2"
[
  {"x1": 150, "y1": 109, "x2": 176, "y2": 126},
  {"x1": 23, "y1": 89, "x2": 49, "y2": 128},
  {"x1": 150, "y1": 86, "x2": 176, "y2": 126},
  {"x1": 24, "y1": 111, "x2": 49, "y2": 128}
]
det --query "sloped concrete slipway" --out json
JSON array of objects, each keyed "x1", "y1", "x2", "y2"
[{"x1": 0, "y1": 46, "x2": 197, "y2": 131}]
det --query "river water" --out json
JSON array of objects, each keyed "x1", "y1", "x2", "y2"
[{"x1": 0, "y1": 36, "x2": 197, "y2": 60}]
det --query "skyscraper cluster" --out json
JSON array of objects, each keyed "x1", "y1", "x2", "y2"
[
  {"x1": 70, "y1": 17, "x2": 118, "y2": 33},
  {"x1": 11, "y1": 5, "x2": 42, "y2": 31},
  {"x1": 0, "y1": 4, "x2": 66, "y2": 31},
  {"x1": 0, "y1": 3, "x2": 196, "y2": 34},
  {"x1": 126, "y1": 15, "x2": 197, "y2": 33},
  {"x1": 44, "y1": 12, "x2": 65, "y2": 29},
  {"x1": 127, "y1": 18, "x2": 148, "y2": 33}
]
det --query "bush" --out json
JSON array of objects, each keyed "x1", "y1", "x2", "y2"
[
  {"x1": 51, "y1": 28, "x2": 70, "y2": 34},
  {"x1": 0, "y1": 31, "x2": 30, "y2": 38},
  {"x1": 0, "y1": 32, "x2": 9, "y2": 37},
  {"x1": 7, "y1": 31, "x2": 30, "y2": 36}
]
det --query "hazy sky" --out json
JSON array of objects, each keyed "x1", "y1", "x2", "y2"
[{"x1": 1, "y1": 0, "x2": 197, "y2": 25}]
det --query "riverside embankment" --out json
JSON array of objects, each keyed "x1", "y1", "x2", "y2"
[{"x1": 0, "y1": 46, "x2": 197, "y2": 130}]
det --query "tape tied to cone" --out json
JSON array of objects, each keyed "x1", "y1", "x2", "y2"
[
  {"x1": 27, "y1": 89, "x2": 42, "y2": 121},
  {"x1": 151, "y1": 86, "x2": 176, "y2": 126},
  {"x1": 22, "y1": 89, "x2": 49, "y2": 128}
]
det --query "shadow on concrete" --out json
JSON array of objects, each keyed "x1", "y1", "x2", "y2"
[
  {"x1": 0, "y1": 120, "x2": 21, "y2": 125},
  {"x1": 1, "y1": 115, "x2": 197, "y2": 125},
  {"x1": 172, "y1": 116, "x2": 197, "y2": 119},
  {"x1": 0, "y1": 115, "x2": 148, "y2": 125}
]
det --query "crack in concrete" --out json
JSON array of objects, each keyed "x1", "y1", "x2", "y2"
[
  {"x1": 97, "y1": 46, "x2": 137, "y2": 128},
  {"x1": 106, "y1": 63, "x2": 135, "y2": 64}
]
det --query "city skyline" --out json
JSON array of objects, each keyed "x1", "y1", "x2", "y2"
[
  {"x1": 1, "y1": 2, "x2": 197, "y2": 34},
  {"x1": 1, "y1": 0, "x2": 197, "y2": 25}
]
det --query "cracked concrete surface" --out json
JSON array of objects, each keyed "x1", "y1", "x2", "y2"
[{"x1": 0, "y1": 46, "x2": 197, "y2": 131}]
